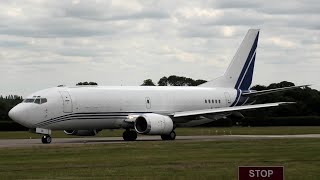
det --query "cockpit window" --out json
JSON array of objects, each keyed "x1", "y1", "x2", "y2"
[
  {"x1": 24, "y1": 99, "x2": 35, "y2": 103},
  {"x1": 23, "y1": 97, "x2": 47, "y2": 104},
  {"x1": 34, "y1": 98, "x2": 41, "y2": 104},
  {"x1": 40, "y1": 98, "x2": 47, "y2": 104}
]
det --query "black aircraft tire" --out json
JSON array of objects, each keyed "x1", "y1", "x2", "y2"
[
  {"x1": 169, "y1": 131, "x2": 176, "y2": 140},
  {"x1": 129, "y1": 131, "x2": 137, "y2": 141},
  {"x1": 123, "y1": 131, "x2": 129, "y2": 141},
  {"x1": 123, "y1": 130, "x2": 137, "y2": 141},
  {"x1": 41, "y1": 135, "x2": 52, "y2": 144},
  {"x1": 161, "y1": 134, "x2": 169, "y2": 140}
]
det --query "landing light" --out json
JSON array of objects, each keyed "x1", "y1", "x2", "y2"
[
  {"x1": 126, "y1": 115, "x2": 139, "y2": 122},
  {"x1": 128, "y1": 115, "x2": 136, "y2": 119}
]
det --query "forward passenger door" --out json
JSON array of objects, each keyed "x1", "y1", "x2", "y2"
[{"x1": 59, "y1": 91, "x2": 73, "y2": 113}]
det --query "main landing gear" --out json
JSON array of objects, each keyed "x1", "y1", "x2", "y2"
[
  {"x1": 123, "y1": 129, "x2": 137, "y2": 141},
  {"x1": 41, "y1": 135, "x2": 52, "y2": 144},
  {"x1": 122, "y1": 130, "x2": 176, "y2": 141},
  {"x1": 161, "y1": 131, "x2": 176, "y2": 141}
]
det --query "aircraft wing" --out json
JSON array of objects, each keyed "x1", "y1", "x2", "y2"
[
  {"x1": 173, "y1": 102, "x2": 294, "y2": 118},
  {"x1": 242, "y1": 85, "x2": 310, "y2": 97}
]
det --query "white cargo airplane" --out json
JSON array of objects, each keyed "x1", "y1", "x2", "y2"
[{"x1": 8, "y1": 29, "x2": 307, "y2": 144}]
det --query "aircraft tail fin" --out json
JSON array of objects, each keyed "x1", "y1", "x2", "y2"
[{"x1": 200, "y1": 29, "x2": 260, "y2": 90}]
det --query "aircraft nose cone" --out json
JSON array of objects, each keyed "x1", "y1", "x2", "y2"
[
  {"x1": 8, "y1": 104, "x2": 34, "y2": 128},
  {"x1": 9, "y1": 107, "x2": 20, "y2": 123},
  {"x1": 8, "y1": 106, "x2": 26, "y2": 126}
]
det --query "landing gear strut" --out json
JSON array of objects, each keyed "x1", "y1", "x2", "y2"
[
  {"x1": 161, "y1": 131, "x2": 176, "y2": 141},
  {"x1": 123, "y1": 130, "x2": 137, "y2": 141},
  {"x1": 41, "y1": 135, "x2": 52, "y2": 144}
]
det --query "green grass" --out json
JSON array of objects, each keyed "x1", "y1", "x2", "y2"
[
  {"x1": 1, "y1": 126, "x2": 320, "y2": 139},
  {"x1": 0, "y1": 139, "x2": 319, "y2": 179}
]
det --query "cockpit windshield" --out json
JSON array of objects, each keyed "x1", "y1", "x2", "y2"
[
  {"x1": 23, "y1": 96, "x2": 47, "y2": 104},
  {"x1": 24, "y1": 99, "x2": 35, "y2": 103},
  {"x1": 34, "y1": 98, "x2": 41, "y2": 104}
]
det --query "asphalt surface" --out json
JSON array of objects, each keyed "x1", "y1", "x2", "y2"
[{"x1": 1, "y1": 134, "x2": 320, "y2": 148}]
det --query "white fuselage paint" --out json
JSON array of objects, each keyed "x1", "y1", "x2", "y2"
[{"x1": 12, "y1": 86, "x2": 237, "y2": 130}]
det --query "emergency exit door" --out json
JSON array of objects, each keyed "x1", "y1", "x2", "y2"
[{"x1": 59, "y1": 91, "x2": 73, "y2": 113}]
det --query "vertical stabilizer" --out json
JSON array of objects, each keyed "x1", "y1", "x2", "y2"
[{"x1": 201, "y1": 29, "x2": 259, "y2": 90}]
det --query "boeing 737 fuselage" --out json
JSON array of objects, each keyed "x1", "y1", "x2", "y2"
[{"x1": 8, "y1": 29, "x2": 307, "y2": 144}]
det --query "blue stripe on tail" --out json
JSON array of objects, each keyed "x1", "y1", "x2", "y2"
[{"x1": 239, "y1": 53, "x2": 256, "y2": 90}]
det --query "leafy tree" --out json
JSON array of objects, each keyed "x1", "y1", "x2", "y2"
[
  {"x1": 158, "y1": 76, "x2": 168, "y2": 86},
  {"x1": 165, "y1": 75, "x2": 207, "y2": 86},
  {"x1": 76, "y1": 82, "x2": 98, "y2": 85},
  {"x1": 88, "y1": 82, "x2": 98, "y2": 85},
  {"x1": 141, "y1": 79, "x2": 155, "y2": 86},
  {"x1": 268, "y1": 81, "x2": 295, "y2": 89},
  {"x1": 0, "y1": 95, "x2": 23, "y2": 122},
  {"x1": 251, "y1": 85, "x2": 267, "y2": 91},
  {"x1": 194, "y1": 79, "x2": 207, "y2": 86},
  {"x1": 152, "y1": 75, "x2": 208, "y2": 86}
]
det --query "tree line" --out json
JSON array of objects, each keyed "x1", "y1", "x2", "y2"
[
  {"x1": 0, "y1": 95, "x2": 23, "y2": 121},
  {"x1": 141, "y1": 75, "x2": 207, "y2": 86}
]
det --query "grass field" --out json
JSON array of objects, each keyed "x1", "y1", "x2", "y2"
[
  {"x1": 1, "y1": 126, "x2": 320, "y2": 139},
  {"x1": 0, "y1": 138, "x2": 319, "y2": 179}
]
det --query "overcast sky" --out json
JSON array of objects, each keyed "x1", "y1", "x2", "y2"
[{"x1": 1, "y1": 0, "x2": 319, "y2": 97}]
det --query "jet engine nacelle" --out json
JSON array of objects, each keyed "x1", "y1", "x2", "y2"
[
  {"x1": 134, "y1": 113, "x2": 173, "y2": 135},
  {"x1": 63, "y1": 129, "x2": 100, "y2": 136}
]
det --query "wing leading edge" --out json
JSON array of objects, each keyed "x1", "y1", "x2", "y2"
[{"x1": 173, "y1": 102, "x2": 294, "y2": 118}]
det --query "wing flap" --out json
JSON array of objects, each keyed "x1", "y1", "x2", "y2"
[{"x1": 173, "y1": 102, "x2": 294, "y2": 118}]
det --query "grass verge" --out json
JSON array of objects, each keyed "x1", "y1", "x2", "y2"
[{"x1": 0, "y1": 139, "x2": 319, "y2": 179}]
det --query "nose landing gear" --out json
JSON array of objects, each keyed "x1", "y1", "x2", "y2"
[
  {"x1": 35, "y1": 128, "x2": 52, "y2": 144},
  {"x1": 41, "y1": 135, "x2": 52, "y2": 144}
]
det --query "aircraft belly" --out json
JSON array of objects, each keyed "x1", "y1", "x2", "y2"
[{"x1": 43, "y1": 118, "x2": 123, "y2": 130}]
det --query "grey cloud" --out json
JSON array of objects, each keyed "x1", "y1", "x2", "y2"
[
  {"x1": 55, "y1": 50, "x2": 98, "y2": 57},
  {"x1": 214, "y1": 0, "x2": 261, "y2": 9},
  {"x1": 65, "y1": 9, "x2": 169, "y2": 21},
  {"x1": 258, "y1": 0, "x2": 320, "y2": 15},
  {"x1": 0, "y1": 0, "x2": 319, "y2": 96},
  {"x1": 0, "y1": 18, "x2": 114, "y2": 37},
  {"x1": 0, "y1": 40, "x2": 28, "y2": 47},
  {"x1": 215, "y1": 0, "x2": 320, "y2": 15},
  {"x1": 55, "y1": 1, "x2": 170, "y2": 21}
]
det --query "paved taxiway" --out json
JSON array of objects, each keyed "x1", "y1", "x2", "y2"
[{"x1": 1, "y1": 134, "x2": 320, "y2": 148}]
